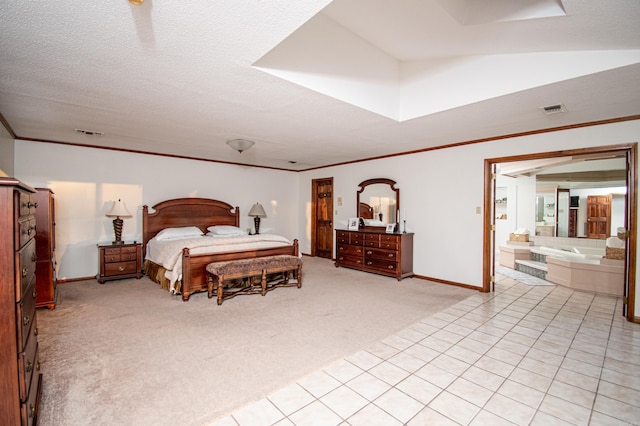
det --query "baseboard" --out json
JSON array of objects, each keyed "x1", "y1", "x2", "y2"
[
  {"x1": 56, "y1": 276, "x2": 98, "y2": 284},
  {"x1": 412, "y1": 274, "x2": 481, "y2": 291}
]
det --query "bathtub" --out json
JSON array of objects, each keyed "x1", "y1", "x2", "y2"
[{"x1": 538, "y1": 245, "x2": 604, "y2": 262}]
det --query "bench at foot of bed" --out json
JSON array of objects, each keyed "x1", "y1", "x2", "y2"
[{"x1": 205, "y1": 255, "x2": 302, "y2": 305}]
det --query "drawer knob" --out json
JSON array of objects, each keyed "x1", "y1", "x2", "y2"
[
  {"x1": 110, "y1": 257, "x2": 116, "y2": 261},
  {"x1": 388, "y1": 265, "x2": 394, "y2": 269},
  {"x1": 388, "y1": 253, "x2": 394, "y2": 258},
  {"x1": 366, "y1": 261, "x2": 372, "y2": 265},
  {"x1": 366, "y1": 251, "x2": 372, "y2": 255},
  {"x1": 118, "y1": 266, "x2": 126, "y2": 272}
]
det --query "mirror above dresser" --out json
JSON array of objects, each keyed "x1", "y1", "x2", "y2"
[{"x1": 357, "y1": 178, "x2": 399, "y2": 228}]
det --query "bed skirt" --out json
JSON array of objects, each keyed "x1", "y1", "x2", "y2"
[{"x1": 143, "y1": 260, "x2": 184, "y2": 294}]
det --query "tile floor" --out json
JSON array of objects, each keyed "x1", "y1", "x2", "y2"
[{"x1": 210, "y1": 270, "x2": 640, "y2": 426}]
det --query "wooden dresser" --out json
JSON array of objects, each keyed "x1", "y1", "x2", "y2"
[
  {"x1": 35, "y1": 188, "x2": 57, "y2": 309},
  {"x1": 335, "y1": 229, "x2": 414, "y2": 280},
  {"x1": 0, "y1": 178, "x2": 43, "y2": 425}
]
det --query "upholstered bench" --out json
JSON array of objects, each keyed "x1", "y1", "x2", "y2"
[{"x1": 205, "y1": 255, "x2": 302, "y2": 305}]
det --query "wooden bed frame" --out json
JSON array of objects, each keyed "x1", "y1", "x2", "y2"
[{"x1": 142, "y1": 197, "x2": 299, "y2": 301}]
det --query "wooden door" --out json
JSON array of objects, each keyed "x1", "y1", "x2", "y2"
[
  {"x1": 587, "y1": 195, "x2": 612, "y2": 239},
  {"x1": 312, "y1": 178, "x2": 333, "y2": 259}
]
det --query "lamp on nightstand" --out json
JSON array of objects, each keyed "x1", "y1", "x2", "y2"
[
  {"x1": 106, "y1": 199, "x2": 132, "y2": 244},
  {"x1": 248, "y1": 202, "x2": 267, "y2": 234}
]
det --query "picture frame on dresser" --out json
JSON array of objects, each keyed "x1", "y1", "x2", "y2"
[
  {"x1": 348, "y1": 217, "x2": 359, "y2": 230},
  {"x1": 385, "y1": 223, "x2": 396, "y2": 233}
]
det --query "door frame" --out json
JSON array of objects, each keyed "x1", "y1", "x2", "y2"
[{"x1": 483, "y1": 143, "x2": 637, "y2": 322}]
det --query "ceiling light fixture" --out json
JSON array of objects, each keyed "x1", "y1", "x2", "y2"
[
  {"x1": 226, "y1": 139, "x2": 255, "y2": 153},
  {"x1": 128, "y1": 0, "x2": 144, "y2": 5}
]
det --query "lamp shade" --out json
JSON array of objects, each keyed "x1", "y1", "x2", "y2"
[
  {"x1": 106, "y1": 199, "x2": 132, "y2": 218},
  {"x1": 248, "y1": 202, "x2": 267, "y2": 218}
]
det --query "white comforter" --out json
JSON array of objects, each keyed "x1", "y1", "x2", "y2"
[{"x1": 145, "y1": 234, "x2": 293, "y2": 293}]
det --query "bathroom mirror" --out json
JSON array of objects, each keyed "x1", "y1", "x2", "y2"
[{"x1": 357, "y1": 178, "x2": 399, "y2": 227}]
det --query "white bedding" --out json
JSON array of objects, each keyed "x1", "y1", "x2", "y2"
[{"x1": 145, "y1": 233, "x2": 293, "y2": 293}]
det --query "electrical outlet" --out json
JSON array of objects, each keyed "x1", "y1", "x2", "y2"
[{"x1": 476, "y1": 206, "x2": 481, "y2": 214}]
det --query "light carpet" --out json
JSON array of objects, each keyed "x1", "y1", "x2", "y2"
[{"x1": 36, "y1": 256, "x2": 474, "y2": 426}]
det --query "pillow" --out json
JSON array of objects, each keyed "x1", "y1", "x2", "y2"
[
  {"x1": 206, "y1": 225, "x2": 247, "y2": 236},
  {"x1": 155, "y1": 226, "x2": 203, "y2": 241}
]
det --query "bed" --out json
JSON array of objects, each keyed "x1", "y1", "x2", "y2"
[{"x1": 142, "y1": 197, "x2": 299, "y2": 301}]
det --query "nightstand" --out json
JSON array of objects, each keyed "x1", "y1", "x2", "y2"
[{"x1": 97, "y1": 242, "x2": 143, "y2": 283}]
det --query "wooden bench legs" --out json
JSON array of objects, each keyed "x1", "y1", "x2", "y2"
[{"x1": 205, "y1": 256, "x2": 302, "y2": 306}]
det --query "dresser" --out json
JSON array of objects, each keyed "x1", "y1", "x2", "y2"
[
  {"x1": 0, "y1": 178, "x2": 43, "y2": 425},
  {"x1": 35, "y1": 188, "x2": 57, "y2": 309},
  {"x1": 335, "y1": 229, "x2": 414, "y2": 280},
  {"x1": 97, "y1": 242, "x2": 143, "y2": 283}
]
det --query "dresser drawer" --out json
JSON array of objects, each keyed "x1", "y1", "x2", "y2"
[
  {"x1": 364, "y1": 234, "x2": 379, "y2": 247},
  {"x1": 365, "y1": 248, "x2": 398, "y2": 261},
  {"x1": 104, "y1": 246, "x2": 138, "y2": 263},
  {"x1": 104, "y1": 261, "x2": 139, "y2": 277},
  {"x1": 19, "y1": 191, "x2": 37, "y2": 218},
  {"x1": 18, "y1": 334, "x2": 39, "y2": 402},
  {"x1": 17, "y1": 239, "x2": 37, "y2": 302},
  {"x1": 18, "y1": 217, "x2": 37, "y2": 248},
  {"x1": 17, "y1": 281, "x2": 37, "y2": 350},
  {"x1": 364, "y1": 258, "x2": 398, "y2": 272},
  {"x1": 21, "y1": 369, "x2": 41, "y2": 426},
  {"x1": 336, "y1": 254, "x2": 364, "y2": 268},
  {"x1": 379, "y1": 234, "x2": 399, "y2": 250},
  {"x1": 337, "y1": 244, "x2": 363, "y2": 257}
]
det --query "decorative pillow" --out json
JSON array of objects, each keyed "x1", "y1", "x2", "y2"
[
  {"x1": 155, "y1": 226, "x2": 203, "y2": 241},
  {"x1": 206, "y1": 225, "x2": 247, "y2": 236}
]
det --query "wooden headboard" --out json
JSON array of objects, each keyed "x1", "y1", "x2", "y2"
[
  {"x1": 142, "y1": 198, "x2": 239, "y2": 249},
  {"x1": 358, "y1": 202, "x2": 374, "y2": 219}
]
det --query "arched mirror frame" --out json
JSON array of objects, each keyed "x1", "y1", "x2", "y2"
[{"x1": 357, "y1": 178, "x2": 400, "y2": 230}]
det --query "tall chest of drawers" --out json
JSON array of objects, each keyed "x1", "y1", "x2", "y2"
[
  {"x1": 0, "y1": 178, "x2": 43, "y2": 425},
  {"x1": 335, "y1": 229, "x2": 414, "y2": 280},
  {"x1": 35, "y1": 188, "x2": 57, "y2": 309}
]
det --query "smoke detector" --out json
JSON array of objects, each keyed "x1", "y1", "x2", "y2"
[
  {"x1": 75, "y1": 128, "x2": 104, "y2": 136},
  {"x1": 541, "y1": 104, "x2": 567, "y2": 115}
]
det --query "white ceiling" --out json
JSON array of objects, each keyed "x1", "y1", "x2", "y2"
[{"x1": 1, "y1": 0, "x2": 639, "y2": 171}]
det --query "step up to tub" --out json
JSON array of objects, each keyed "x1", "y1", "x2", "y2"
[{"x1": 515, "y1": 259, "x2": 547, "y2": 279}]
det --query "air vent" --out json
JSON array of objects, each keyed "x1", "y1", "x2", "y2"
[
  {"x1": 541, "y1": 104, "x2": 567, "y2": 115},
  {"x1": 75, "y1": 128, "x2": 104, "y2": 136}
]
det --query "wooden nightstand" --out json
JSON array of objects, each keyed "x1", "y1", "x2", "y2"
[{"x1": 97, "y1": 242, "x2": 143, "y2": 283}]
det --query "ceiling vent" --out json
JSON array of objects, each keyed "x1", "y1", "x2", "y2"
[
  {"x1": 541, "y1": 104, "x2": 567, "y2": 115},
  {"x1": 75, "y1": 128, "x2": 104, "y2": 136}
]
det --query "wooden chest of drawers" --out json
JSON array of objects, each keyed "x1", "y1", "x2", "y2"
[
  {"x1": 97, "y1": 242, "x2": 143, "y2": 283},
  {"x1": 0, "y1": 178, "x2": 43, "y2": 426},
  {"x1": 335, "y1": 229, "x2": 413, "y2": 280}
]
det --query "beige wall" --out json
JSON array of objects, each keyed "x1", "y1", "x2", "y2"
[
  {"x1": 14, "y1": 119, "x2": 640, "y2": 318},
  {"x1": 15, "y1": 141, "x2": 298, "y2": 280},
  {"x1": 0, "y1": 122, "x2": 14, "y2": 176}
]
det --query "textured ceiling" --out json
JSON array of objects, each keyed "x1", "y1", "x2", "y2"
[{"x1": 1, "y1": 0, "x2": 639, "y2": 171}]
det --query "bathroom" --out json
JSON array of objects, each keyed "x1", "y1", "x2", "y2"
[{"x1": 495, "y1": 154, "x2": 628, "y2": 296}]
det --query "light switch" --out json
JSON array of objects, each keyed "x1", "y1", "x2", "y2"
[
  {"x1": 337, "y1": 197, "x2": 343, "y2": 206},
  {"x1": 476, "y1": 206, "x2": 481, "y2": 214}
]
